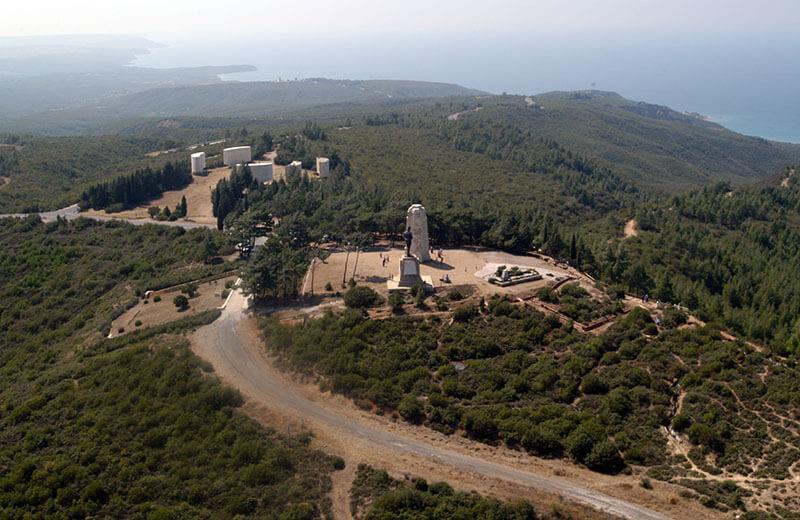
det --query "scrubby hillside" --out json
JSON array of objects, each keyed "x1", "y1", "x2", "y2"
[
  {"x1": 6, "y1": 78, "x2": 485, "y2": 131},
  {"x1": 455, "y1": 92, "x2": 800, "y2": 191},
  {"x1": 0, "y1": 218, "x2": 340, "y2": 517}
]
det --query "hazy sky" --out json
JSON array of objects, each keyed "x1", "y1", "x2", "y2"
[
  {"x1": 3, "y1": 0, "x2": 800, "y2": 141},
  {"x1": 4, "y1": 0, "x2": 800, "y2": 41}
]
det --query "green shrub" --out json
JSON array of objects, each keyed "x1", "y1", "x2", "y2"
[
  {"x1": 687, "y1": 423, "x2": 725, "y2": 453},
  {"x1": 560, "y1": 283, "x2": 589, "y2": 298},
  {"x1": 181, "y1": 283, "x2": 198, "y2": 298},
  {"x1": 351, "y1": 465, "x2": 535, "y2": 519},
  {"x1": 537, "y1": 287, "x2": 557, "y2": 303},
  {"x1": 584, "y1": 441, "x2": 625, "y2": 474},
  {"x1": 414, "y1": 290, "x2": 427, "y2": 309},
  {"x1": 522, "y1": 427, "x2": 562, "y2": 457},
  {"x1": 453, "y1": 305, "x2": 478, "y2": 322},
  {"x1": 344, "y1": 286, "x2": 382, "y2": 309},
  {"x1": 447, "y1": 289, "x2": 465, "y2": 301},
  {"x1": 332, "y1": 457, "x2": 346, "y2": 470},
  {"x1": 398, "y1": 396, "x2": 424, "y2": 423},
  {"x1": 580, "y1": 372, "x2": 609, "y2": 394},
  {"x1": 661, "y1": 307, "x2": 688, "y2": 328},
  {"x1": 462, "y1": 410, "x2": 498, "y2": 441},
  {"x1": 672, "y1": 413, "x2": 691, "y2": 431},
  {"x1": 173, "y1": 295, "x2": 189, "y2": 310},
  {"x1": 388, "y1": 293, "x2": 404, "y2": 314},
  {"x1": 565, "y1": 430, "x2": 596, "y2": 463},
  {"x1": 608, "y1": 285, "x2": 627, "y2": 299},
  {"x1": 490, "y1": 299, "x2": 514, "y2": 316}
]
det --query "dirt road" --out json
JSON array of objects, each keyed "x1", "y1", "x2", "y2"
[
  {"x1": 191, "y1": 290, "x2": 675, "y2": 520},
  {"x1": 0, "y1": 203, "x2": 213, "y2": 230}
]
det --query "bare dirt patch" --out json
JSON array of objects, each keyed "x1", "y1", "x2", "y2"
[
  {"x1": 781, "y1": 168, "x2": 796, "y2": 188},
  {"x1": 110, "y1": 275, "x2": 236, "y2": 337},
  {"x1": 447, "y1": 106, "x2": 482, "y2": 121},
  {"x1": 305, "y1": 247, "x2": 575, "y2": 300},
  {"x1": 84, "y1": 166, "x2": 231, "y2": 226},
  {"x1": 330, "y1": 460, "x2": 357, "y2": 520},
  {"x1": 623, "y1": 219, "x2": 639, "y2": 238}
]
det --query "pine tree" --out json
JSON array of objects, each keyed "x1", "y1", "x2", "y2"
[
  {"x1": 654, "y1": 274, "x2": 675, "y2": 303},
  {"x1": 203, "y1": 234, "x2": 217, "y2": 262},
  {"x1": 570, "y1": 234, "x2": 577, "y2": 263},
  {"x1": 79, "y1": 161, "x2": 192, "y2": 211},
  {"x1": 177, "y1": 196, "x2": 188, "y2": 218}
]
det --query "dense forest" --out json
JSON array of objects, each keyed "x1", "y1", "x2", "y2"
[
  {"x1": 79, "y1": 161, "x2": 192, "y2": 212},
  {"x1": 593, "y1": 171, "x2": 800, "y2": 348},
  {"x1": 212, "y1": 164, "x2": 258, "y2": 230},
  {"x1": 474, "y1": 93, "x2": 800, "y2": 192},
  {"x1": 0, "y1": 218, "x2": 341, "y2": 517},
  {"x1": 0, "y1": 134, "x2": 196, "y2": 213},
  {"x1": 439, "y1": 119, "x2": 639, "y2": 212}
]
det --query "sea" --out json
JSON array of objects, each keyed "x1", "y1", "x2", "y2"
[{"x1": 134, "y1": 33, "x2": 800, "y2": 143}]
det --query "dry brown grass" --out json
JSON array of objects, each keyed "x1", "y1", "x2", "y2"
[
  {"x1": 84, "y1": 166, "x2": 231, "y2": 225},
  {"x1": 110, "y1": 275, "x2": 237, "y2": 336}
]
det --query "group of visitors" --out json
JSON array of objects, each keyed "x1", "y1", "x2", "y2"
[{"x1": 429, "y1": 247, "x2": 445, "y2": 263}]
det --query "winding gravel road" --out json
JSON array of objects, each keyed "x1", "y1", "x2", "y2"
[
  {"x1": 0, "y1": 203, "x2": 213, "y2": 229},
  {"x1": 192, "y1": 290, "x2": 672, "y2": 520}
]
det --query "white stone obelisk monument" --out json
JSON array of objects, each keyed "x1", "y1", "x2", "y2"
[{"x1": 406, "y1": 204, "x2": 431, "y2": 262}]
